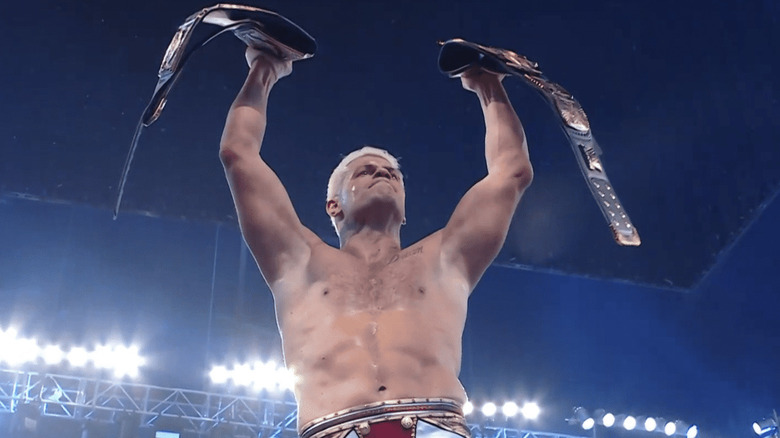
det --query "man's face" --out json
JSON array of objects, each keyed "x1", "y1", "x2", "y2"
[{"x1": 338, "y1": 155, "x2": 405, "y2": 221}]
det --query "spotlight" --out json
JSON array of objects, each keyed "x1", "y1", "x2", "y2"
[
  {"x1": 569, "y1": 407, "x2": 594, "y2": 430},
  {"x1": 664, "y1": 421, "x2": 676, "y2": 436},
  {"x1": 645, "y1": 417, "x2": 657, "y2": 432},
  {"x1": 463, "y1": 402, "x2": 474, "y2": 416},
  {"x1": 623, "y1": 416, "x2": 637, "y2": 430},
  {"x1": 276, "y1": 366, "x2": 297, "y2": 392},
  {"x1": 0, "y1": 327, "x2": 19, "y2": 363},
  {"x1": 3, "y1": 336, "x2": 39, "y2": 366},
  {"x1": 753, "y1": 414, "x2": 778, "y2": 437},
  {"x1": 686, "y1": 424, "x2": 699, "y2": 438},
  {"x1": 481, "y1": 402, "x2": 497, "y2": 417},
  {"x1": 602, "y1": 413, "x2": 615, "y2": 428},
  {"x1": 112, "y1": 345, "x2": 145, "y2": 378},
  {"x1": 521, "y1": 402, "x2": 540, "y2": 420},
  {"x1": 40, "y1": 345, "x2": 65, "y2": 365},
  {"x1": 251, "y1": 361, "x2": 276, "y2": 391},
  {"x1": 209, "y1": 366, "x2": 229, "y2": 385},
  {"x1": 67, "y1": 347, "x2": 89, "y2": 367},
  {"x1": 582, "y1": 418, "x2": 595, "y2": 430},
  {"x1": 92, "y1": 344, "x2": 114, "y2": 369},
  {"x1": 231, "y1": 364, "x2": 252, "y2": 386},
  {"x1": 502, "y1": 402, "x2": 519, "y2": 417}
]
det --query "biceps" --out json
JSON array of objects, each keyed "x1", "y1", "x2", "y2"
[
  {"x1": 223, "y1": 155, "x2": 313, "y2": 281},
  {"x1": 441, "y1": 178, "x2": 523, "y2": 284}
]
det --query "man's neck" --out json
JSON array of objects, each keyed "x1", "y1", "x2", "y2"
[{"x1": 339, "y1": 227, "x2": 402, "y2": 265}]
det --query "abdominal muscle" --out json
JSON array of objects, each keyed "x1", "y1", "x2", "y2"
[{"x1": 276, "y1": 274, "x2": 469, "y2": 429}]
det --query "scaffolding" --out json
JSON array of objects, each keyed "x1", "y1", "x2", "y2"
[{"x1": 0, "y1": 369, "x2": 588, "y2": 438}]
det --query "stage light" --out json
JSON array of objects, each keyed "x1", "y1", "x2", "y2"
[
  {"x1": 0, "y1": 330, "x2": 39, "y2": 366},
  {"x1": 67, "y1": 347, "x2": 89, "y2": 367},
  {"x1": 41, "y1": 345, "x2": 65, "y2": 365},
  {"x1": 753, "y1": 415, "x2": 778, "y2": 437},
  {"x1": 582, "y1": 418, "x2": 595, "y2": 430},
  {"x1": 521, "y1": 402, "x2": 540, "y2": 420},
  {"x1": 501, "y1": 401, "x2": 519, "y2": 417},
  {"x1": 664, "y1": 421, "x2": 676, "y2": 436},
  {"x1": 603, "y1": 412, "x2": 615, "y2": 428},
  {"x1": 686, "y1": 424, "x2": 699, "y2": 438},
  {"x1": 5, "y1": 336, "x2": 40, "y2": 366},
  {"x1": 277, "y1": 366, "x2": 296, "y2": 391},
  {"x1": 623, "y1": 415, "x2": 637, "y2": 430},
  {"x1": 463, "y1": 402, "x2": 474, "y2": 416},
  {"x1": 209, "y1": 365, "x2": 229, "y2": 384},
  {"x1": 252, "y1": 361, "x2": 278, "y2": 391},
  {"x1": 481, "y1": 402, "x2": 497, "y2": 417},
  {"x1": 112, "y1": 345, "x2": 144, "y2": 378},
  {"x1": 645, "y1": 417, "x2": 657, "y2": 432},
  {"x1": 210, "y1": 360, "x2": 296, "y2": 392},
  {"x1": 92, "y1": 344, "x2": 114, "y2": 369},
  {"x1": 0, "y1": 328, "x2": 17, "y2": 364},
  {"x1": 569, "y1": 407, "x2": 593, "y2": 430},
  {"x1": 232, "y1": 364, "x2": 253, "y2": 386}
]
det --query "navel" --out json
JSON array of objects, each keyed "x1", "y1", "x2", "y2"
[
  {"x1": 378, "y1": 386, "x2": 387, "y2": 392},
  {"x1": 323, "y1": 289, "x2": 329, "y2": 296},
  {"x1": 418, "y1": 287, "x2": 425, "y2": 294}
]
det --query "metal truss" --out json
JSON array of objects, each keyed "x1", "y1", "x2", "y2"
[
  {"x1": 1, "y1": 369, "x2": 589, "y2": 438},
  {"x1": 468, "y1": 426, "x2": 589, "y2": 438}
]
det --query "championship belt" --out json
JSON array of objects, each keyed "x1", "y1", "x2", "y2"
[
  {"x1": 438, "y1": 38, "x2": 641, "y2": 246},
  {"x1": 113, "y1": 4, "x2": 316, "y2": 219}
]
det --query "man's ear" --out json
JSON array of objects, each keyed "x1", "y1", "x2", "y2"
[{"x1": 326, "y1": 199, "x2": 343, "y2": 219}]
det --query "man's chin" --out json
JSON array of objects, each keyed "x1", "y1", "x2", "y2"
[{"x1": 354, "y1": 196, "x2": 404, "y2": 219}]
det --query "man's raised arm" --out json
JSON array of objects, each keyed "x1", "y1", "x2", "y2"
[
  {"x1": 441, "y1": 68, "x2": 534, "y2": 290},
  {"x1": 219, "y1": 49, "x2": 319, "y2": 286}
]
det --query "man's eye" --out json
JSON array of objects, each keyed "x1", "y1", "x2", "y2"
[
  {"x1": 360, "y1": 170, "x2": 369, "y2": 176},
  {"x1": 391, "y1": 174, "x2": 398, "y2": 179}
]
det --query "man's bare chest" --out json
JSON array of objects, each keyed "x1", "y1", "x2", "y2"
[{"x1": 306, "y1": 245, "x2": 435, "y2": 312}]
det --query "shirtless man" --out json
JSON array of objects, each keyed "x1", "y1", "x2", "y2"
[{"x1": 219, "y1": 46, "x2": 533, "y2": 438}]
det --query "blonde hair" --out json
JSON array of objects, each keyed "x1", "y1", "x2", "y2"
[{"x1": 327, "y1": 146, "x2": 401, "y2": 233}]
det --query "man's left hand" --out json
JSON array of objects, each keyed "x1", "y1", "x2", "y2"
[{"x1": 460, "y1": 66, "x2": 505, "y2": 93}]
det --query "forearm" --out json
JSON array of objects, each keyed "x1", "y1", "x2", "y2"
[
  {"x1": 219, "y1": 63, "x2": 278, "y2": 159},
  {"x1": 475, "y1": 79, "x2": 533, "y2": 184}
]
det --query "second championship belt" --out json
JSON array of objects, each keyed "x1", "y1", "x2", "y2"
[{"x1": 438, "y1": 38, "x2": 641, "y2": 246}]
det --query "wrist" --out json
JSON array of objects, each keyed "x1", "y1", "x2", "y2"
[
  {"x1": 250, "y1": 63, "x2": 279, "y2": 88},
  {"x1": 475, "y1": 79, "x2": 508, "y2": 107}
]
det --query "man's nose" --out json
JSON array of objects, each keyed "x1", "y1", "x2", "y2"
[{"x1": 374, "y1": 168, "x2": 391, "y2": 178}]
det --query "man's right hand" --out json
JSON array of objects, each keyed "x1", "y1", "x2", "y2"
[{"x1": 245, "y1": 47, "x2": 293, "y2": 84}]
